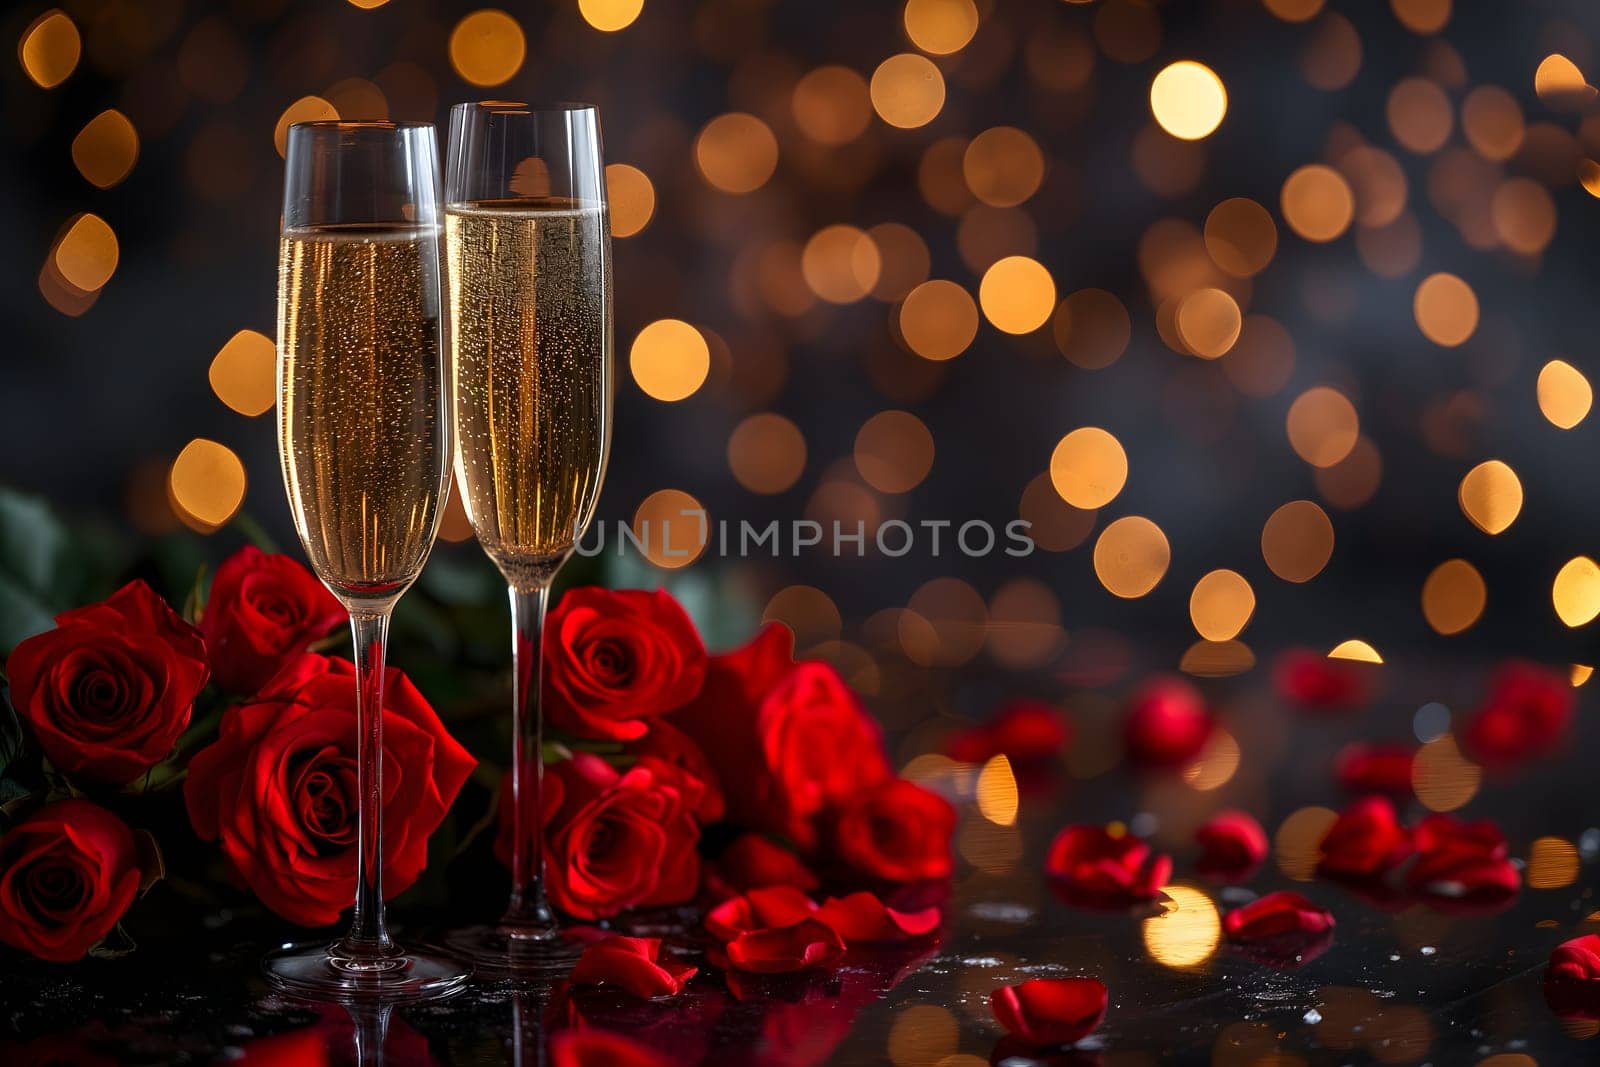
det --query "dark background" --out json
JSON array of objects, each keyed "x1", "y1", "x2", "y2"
[{"x1": 6, "y1": 0, "x2": 1600, "y2": 668}]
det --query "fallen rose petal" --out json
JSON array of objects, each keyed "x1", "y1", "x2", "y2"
[
  {"x1": 945, "y1": 700, "x2": 1071, "y2": 765},
  {"x1": 1274, "y1": 648, "x2": 1373, "y2": 711},
  {"x1": 704, "y1": 833, "x2": 819, "y2": 900},
  {"x1": 1334, "y1": 742, "x2": 1416, "y2": 796},
  {"x1": 1549, "y1": 934, "x2": 1600, "y2": 983},
  {"x1": 1461, "y1": 660, "x2": 1574, "y2": 769},
  {"x1": 1045, "y1": 824, "x2": 1171, "y2": 908},
  {"x1": 549, "y1": 1029, "x2": 671, "y2": 1067},
  {"x1": 816, "y1": 891, "x2": 941, "y2": 942},
  {"x1": 704, "y1": 886, "x2": 818, "y2": 942},
  {"x1": 722, "y1": 918, "x2": 846, "y2": 974},
  {"x1": 1317, "y1": 797, "x2": 1412, "y2": 879},
  {"x1": 1123, "y1": 677, "x2": 1214, "y2": 771},
  {"x1": 569, "y1": 936, "x2": 697, "y2": 999},
  {"x1": 1223, "y1": 891, "x2": 1335, "y2": 943},
  {"x1": 990, "y1": 977, "x2": 1108, "y2": 1047},
  {"x1": 1195, "y1": 810, "x2": 1267, "y2": 882}
]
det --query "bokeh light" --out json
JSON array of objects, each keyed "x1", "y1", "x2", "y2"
[
  {"x1": 1281, "y1": 165, "x2": 1355, "y2": 242},
  {"x1": 899, "y1": 280, "x2": 979, "y2": 361},
  {"x1": 975, "y1": 755, "x2": 1019, "y2": 826},
  {"x1": 71, "y1": 111, "x2": 139, "y2": 190},
  {"x1": 1093, "y1": 516, "x2": 1170, "y2": 599},
  {"x1": 1175, "y1": 288, "x2": 1242, "y2": 359},
  {"x1": 963, "y1": 127, "x2": 1045, "y2": 207},
  {"x1": 728, "y1": 414, "x2": 806, "y2": 494},
  {"x1": 1204, "y1": 198, "x2": 1277, "y2": 277},
  {"x1": 448, "y1": 10, "x2": 526, "y2": 87},
  {"x1": 694, "y1": 113, "x2": 779, "y2": 194},
  {"x1": 274, "y1": 97, "x2": 340, "y2": 158},
  {"x1": 605, "y1": 163, "x2": 656, "y2": 238},
  {"x1": 1421, "y1": 559, "x2": 1486, "y2": 635},
  {"x1": 1050, "y1": 427, "x2": 1128, "y2": 510},
  {"x1": 792, "y1": 66, "x2": 872, "y2": 146},
  {"x1": 1143, "y1": 884, "x2": 1221, "y2": 969},
  {"x1": 1553, "y1": 557, "x2": 1600, "y2": 628},
  {"x1": 630, "y1": 319, "x2": 710, "y2": 402},
  {"x1": 903, "y1": 0, "x2": 980, "y2": 56},
  {"x1": 19, "y1": 10, "x2": 80, "y2": 89},
  {"x1": 1413, "y1": 272, "x2": 1479, "y2": 347},
  {"x1": 855, "y1": 411, "x2": 935, "y2": 494},
  {"x1": 633, "y1": 488, "x2": 709, "y2": 569},
  {"x1": 1537, "y1": 360, "x2": 1592, "y2": 429},
  {"x1": 169, "y1": 438, "x2": 246, "y2": 530},
  {"x1": 1262, "y1": 500, "x2": 1335, "y2": 582},
  {"x1": 578, "y1": 0, "x2": 645, "y2": 32},
  {"x1": 1053, "y1": 288, "x2": 1131, "y2": 370},
  {"x1": 1286, "y1": 386, "x2": 1359, "y2": 468},
  {"x1": 802, "y1": 225, "x2": 881, "y2": 304},
  {"x1": 52, "y1": 214, "x2": 119, "y2": 292},
  {"x1": 1457, "y1": 459, "x2": 1522, "y2": 535},
  {"x1": 1150, "y1": 61, "x2": 1227, "y2": 141},
  {"x1": 870, "y1": 53, "x2": 946, "y2": 129},
  {"x1": 1189, "y1": 569, "x2": 1255, "y2": 641},
  {"x1": 208, "y1": 330, "x2": 276, "y2": 417},
  {"x1": 1329, "y1": 639, "x2": 1382, "y2": 663},
  {"x1": 978, "y1": 256, "x2": 1054, "y2": 334},
  {"x1": 1392, "y1": 0, "x2": 1451, "y2": 35},
  {"x1": 1412, "y1": 733, "x2": 1480, "y2": 812}
]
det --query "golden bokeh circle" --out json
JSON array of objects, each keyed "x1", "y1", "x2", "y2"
[
  {"x1": 632, "y1": 488, "x2": 709, "y2": 569},
  {"x1": 870, "y1": 53, "x2": 946, "y2": 129},
  {"x1": 978, "y1": 255, "x2": 1055, "y2": 334},
  {"x1": 963, "y1": 127, "x2": 1045, "y2": 207},
  {"x1": 1286, "y1": 386, "x2": 1360, "y2": 468},
  {"x1": 1093, "y1": 516, "x2": 1171, "y2": 599},
  {"x1": 728, "y1": 414, "x2": 807, "y2": 494},
  {"x1": 1387, "y1": 77, "x2": 1453, "y2": 154},
  {"x1": 1413, "y1": 272, "x2": 1479, "y2": 347},
  {"x1": 1053, "y1": 288, "x2": 1131, "y2": 370},
  {"x1": 1457, "y1": 459, "x2": 1522, "y2": 535},
  {"x1": 20, "y1": 10, "x2": 81, "y2": 89},
  {"x1": 791, "y1": 66, "x2": 873, "y2": 146},
  {"x1": 1049, "y1": 427, "x2": 1128, "y2": 510},
  {"x1": 630, "y1": 319, "x2": 710, "y2": 402},
  {"x1": 1204, "y1": 197, "x2": 1277, "y2": 277},
  {"x1": 855, "y1": 410, "x2": 936, "y2": 493},
  {"x1": 1150, "y1": 61, "x2": 1228, "y2": 141},
  {"x1": 899, "y1": 280, "x2": 979, "y2": 361},
  {"x1": 448, "y1": 10, "x2": 527, "y2": 87},
  {"x1": 1421, "y1": 559, "x2": 1486, "y2": 635},
  {"x1": 209, "y1": 329, "x2": 276, "y2": 417},
  {"x1": 1553, "y1": 557, "x2": 1600, "y2": 628},
  {"x1": 694, "y1": 112, "x2": 779, "y2": 194},
  {"x1": 71, "y1": 110, "x2": 139, "y2": 189},
  {"x1": 802, "y1": 224, "x2": 881, "y2": 304},
  {"x1": 1412, "y1": 733, "x2": 1479, "y2": 812},
  {"x1": 578, "y1": 0, "x2": 645, "y2": 32},
  {"x1": 1190, "y1": 569, "x2": 1255, "y2": 641},
  {"x1": 903, "y1": 0, "x2": 980, "y2": 56},
  {"x1": 1262, "y1": 500, "x2": 1335, "y2": 582},
  {"x1": 1175, "y1": 288, "x2": 1242, "y2": 358},
  {"x1": 169, "y1": 438, "x2": 247, "y2": 530},
  {"x1": 605, "y1": 163, "x2": 655, "y2": 238},
  {"x1": 53, "y1": 213, "x2": 119, "y2": 292},
  {"x1": 1281, "y1": 164, "x2": 1355, "y2": 242},
  {"x1": 1537, "y1": 359, "x2": 1592, "y2": 429}
]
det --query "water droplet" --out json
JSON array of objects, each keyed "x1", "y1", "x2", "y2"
[{"x1": 1304, "y1": 1008, "x2": 1323, "y2": 1024}]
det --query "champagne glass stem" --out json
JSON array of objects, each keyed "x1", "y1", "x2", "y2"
[
  {"x1": 503, "y1": 583, "x2": 557, "y2": 936},
  {"x1": 341, "y1": 610, "x2": 395, "y2": 959}
]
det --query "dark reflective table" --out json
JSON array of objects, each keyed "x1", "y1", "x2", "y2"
[{"x1": 3, "y1": 652, "x2": 1597, "y2": 1065}]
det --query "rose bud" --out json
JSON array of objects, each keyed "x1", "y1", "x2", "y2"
[
  {"x1": 549, "y1": 1030, "x2": 670, "y2": 1067},
  {"x1": 1317, "y1": 797, "x2": 1412, "y2": 879},
  {"x1": 831, "y1": 778, "x2": 957, "y2": 884},
  {"x1": 990, "y1": 977, "x2": 1108, "y2": 1048},
  {"x1": 1122, "y1": 677, "x2": 1214, "y2": 771},
  {"x1": 1273, "y1": 648, "x2": 1373, "y2": 712},
  {"x1": 7, "y1": 580, "x2": 209, "y2": 784},
  {"x1": 1461, "y1": 660, "x2": 1575, "y2": 769},
  {"x1": 722, "y1": 917, "x2": 846, "y2": 974},
  {"x1": 815, "y1": 891, "x2": 941, "y2": 943},
  {"x1": 1223, "y1": 891, "x2": 1335, "y2": 943},
  {"x1": 200, "y1": 546, "x2": 344, "y2": 695},
  {"x1": 1195, "y1": 810, "x2": 1267, "y2": 882},
  {"x1": 945, "y1": 699, "x2": 1071, "y2": 765},
  {"x1": 183, "y1": 654, "x2": 475, "y2": 927},
  {"x1": 1334, "y1": 742, "x2": 1416, "y2": 796},
  {"x1": 704, "y1": 886, "x2": 818, "y2": 942},
  {"x1": 544, "y1": 587, "x2": 708, "y2": 742},
  {"x1": 703, "y1": 833, "x2": 819, "y2": 901},
  {"x1": 0, "y1": 799, "x2": 142, "y2": 962},
  {"x1": 569, "y1": 936, "x2": 697, "y2": 999},
  {"x1": 1045, "y1": 825, "x2": 1170, "y2": 908}
]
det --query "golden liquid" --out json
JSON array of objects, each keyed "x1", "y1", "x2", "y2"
[
  {"x1": 445, "y1": 198, "x2": 613, "y2": 588},
  {"x1": 277, "y1": 225, "x2": 449, "y2": 606}
]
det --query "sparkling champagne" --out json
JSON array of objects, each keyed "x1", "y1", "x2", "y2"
[
  {"x1": 277, "y1": 224, "x2": 448, "y2": 605},
  {"x1": 445, "y1": 198, "x2": 612, "y2": 588}
]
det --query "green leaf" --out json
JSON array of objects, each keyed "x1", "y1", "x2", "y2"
[
  {"x1": 181, "y1": 564, "x2": 208, "y2": 627},
  {"x1": 134, "y1": 829, "x2": 165, "y2": 896},
  {"x1": 229, "y1": 512, "x2": 280, "y2": 554},
  {"x1": 87, "y1": 922, "x2": 137, "y2": 959}
]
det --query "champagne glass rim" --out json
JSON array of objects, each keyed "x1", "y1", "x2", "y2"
[
  {"x1": 289, "y1": 120, "x2": 436, "y2": 131},
  {"x1": 450, "y1": 100, "x2": 598, "y2": 115}
]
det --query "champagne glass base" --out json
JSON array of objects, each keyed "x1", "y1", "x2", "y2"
[
  {"x1": 263, "y1": 941, "x2": 472, "y2": 1003},
  {"x1": 440, "y1": 924, "x2": 583, "y2": 980}
]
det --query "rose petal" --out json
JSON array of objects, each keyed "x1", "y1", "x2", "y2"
[
  {"x1": 722, "y1": 917, "x2": 845, "y2": 974},
  {"x1": 704, "y1": 886, "x2": 817, "y2": 942},
  {"x1": 549, "y1": 1029, "x2": 671, "y2": 1067},
  {"x1": 1317, "y1": 797, "x2": 1412, "y2": 879},
  {"x1": 1045, "y1": 824, "x2": 1170, "y2": 908},
  {"x1": 815, "y1": 891, "x2": 941, "y2": 943},
  {"x1": 1123, "y1": 677, "x2": 1214, "y2": 771},
  {"x1": 1223, "y1": 890, "x2": 1335, "y2": 943},
  {"x1": 989, "y1": 977, "x2": 1107, "y2": 1047},
  {"x1": 569, "y1": 936, "x2": 696, "y2": 999},
  {"x1": 1195, "y1": 810, "x2": 1267, "y2": 882},
  {"x1": 1334, "y1": 742, "x2": 1416, "y2": 796}
]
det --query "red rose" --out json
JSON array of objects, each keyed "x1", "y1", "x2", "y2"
[
  {"x1": 990, "y1": 977, "x2": 1107, "y2": 1047},
  {"x1": 831, "y1": 779, "x2": 956, "y2": 883},
  {"x1": 816, "y1": 891, "x2": 940, "y2": 943},
  {"x1": 1223, "y1": 891, "x2": 1335, "y2": 943},
  {"x1": 1195, "y1": 810, "x2": 1267, "y2": 882},
  {"x1": 201, "y1": 547, "x2": 344, "y2": 695},
  {"x1": 944, "y1": 699, "x2": 1070, "y2": 764},
  {"x1": 1405, "y1": 814, "x2": 1520, "y2": 905},
  {"x1": 704, "y1": 833, "x2": 819, "y2": 900},
  {"x1": 672, "y1": 625, "x2": 892, "y2": 848},
  {"x1": 1045, "y1": 824, "x2": 1170, "y2": 908},
  {"x1": 722, "y1": 917, "x2": 845, "y2": 974},
  {"x1": 570, "y1": 936, "x2": 697, "y2": 998},
  {"x1": 1273, "y1": 648, "x2": 1374, "y2": 711},
  {"x1": 545, "y1": 588, "x2": 707, "y2": 742},
  {"x1": 1317, "y1": 797, "x2": 1412, "y2": 880},
  {"x1": 6, "y1": 581, "x2": 208, "y2": 784},
  {"x1": 1122, "y1": 677, "x2": 1213, "y2": 770},
  {"x1": 0, "y1": 800, "x2": 142, "y2": 962},
  {"x1": 1551, "y1": 934, "x2": 1600, "y2": 983},
  {"x1": 624, "y1": 720, "x2": 724, "y2": 823},
  {"x1": 540, "y1": 753, "x2": 700, "y2": 921},
  {"x1": 1462, "y1": 660, "x2": 1575, "y2": 769},
  {"x1": 183, "y1": 654, "x2": 475, "y2": 926},
  {"x1": 1334, "y1": 742, "x2": 1416, "y2": 796},
  {"x1": 549, "y1": 1030, "x2": 669, "y2": 1067}
]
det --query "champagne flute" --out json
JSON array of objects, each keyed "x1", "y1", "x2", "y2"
[
  {"x1": 441, "y1": 102, "x2": 613, "y2": 971},
  {"x1": 270, "y1": 120, "x2": 469, "y2": 1000}
]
